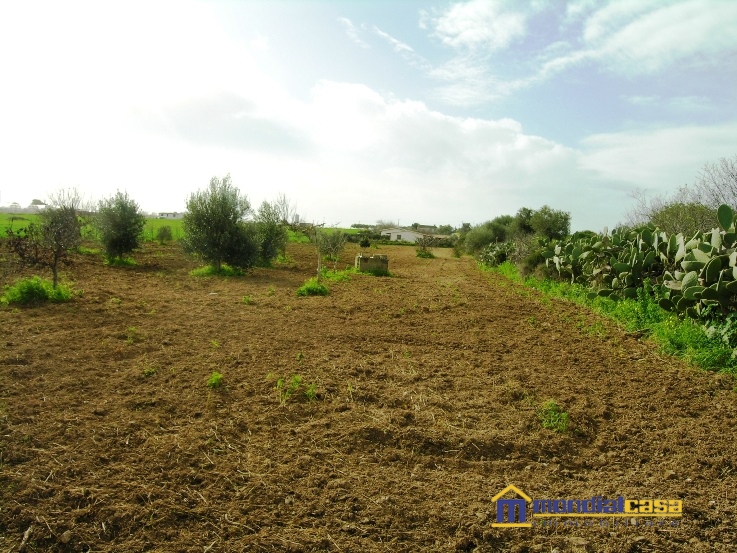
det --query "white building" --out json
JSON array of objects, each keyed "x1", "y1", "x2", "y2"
[
  {"x1": 380, "y1": 227, "x2": 426, "y2": 243},
  {"x1": 158, "y1": 212, "x2": 184, "y2": 219}
]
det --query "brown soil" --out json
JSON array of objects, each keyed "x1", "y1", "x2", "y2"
[{"x1": 1, "y1": 242, "x2": 736, "y2": 552}]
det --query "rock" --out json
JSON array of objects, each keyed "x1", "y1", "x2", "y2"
[
  {"x1": 60, "y1": 530, "x2": 72, "y2": 544},
  {"x1": 567, "y1": 537, "x2": 589, "y2": 545},
  {"x1": 664, "y1": 469, "x2": 677, "y2": 480}
]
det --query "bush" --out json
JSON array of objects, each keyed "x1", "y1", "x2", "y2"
[
  {"x1": 182, "y1": 174, "x2": 259, "y2": 272},
  {"x1": 296, "y1": 277, "x2": 329, "y2": 296},
  {"x1": 1, "y1": 276, "x2": 72, "y2": 305},
  {"x1": 5, "y1": 190, "x2": 82, "y2": 288},
  {"x1": 255, "y1": 201, "x2": 289, "y2": 266},
  {"x1": 156, "y1": 225, "x2": 173, "y2": 244},
  {"x1": 96, "y1": 191, "x2": 146, "y2": 262},
  {"x1": 416, "y1": 249, "x2": 435, "y2": 258}
]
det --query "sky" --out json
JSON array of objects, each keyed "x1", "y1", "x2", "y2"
[{"x1": 1, "y1": 0, "x2": 736, "y2": 231}]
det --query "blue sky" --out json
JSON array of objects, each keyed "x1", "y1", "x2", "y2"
[{"x1": 1, "y1": 0, "x2": 736, "y2": 231}]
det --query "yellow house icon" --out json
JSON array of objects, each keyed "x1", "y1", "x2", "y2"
[{"x1": 491, "y1": 485, "x2": 533, "y2": 528}]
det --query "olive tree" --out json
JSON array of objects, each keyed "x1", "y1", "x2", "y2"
[
  {"x1": 95, "y1": 191, "x2": 146, "y2": 262},
  {"x1": 255, "y1": 200, "x2": 289, "y2": 265},
  {"x1": 5, "y1": 189, "x2": 83, "y2": 288},
  {"x1": 182, "y1": 174, "x2": 258, "y2": 272}
]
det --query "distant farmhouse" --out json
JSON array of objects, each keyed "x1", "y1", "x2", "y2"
[
  {"x1": 380, "y1": 227, "x2": 426, "y2": 243},
  {"x1": 158, "y1": 212, "x2": 184, "y2": 219}
]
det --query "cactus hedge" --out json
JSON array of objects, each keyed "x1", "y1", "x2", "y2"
[{"x1": 536, "y1": 204, "x2": 737, "y2": 319}]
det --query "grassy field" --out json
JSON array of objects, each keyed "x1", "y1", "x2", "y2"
[{"x1": 0, "y1": 212, "x2": 40, "y2": 232}]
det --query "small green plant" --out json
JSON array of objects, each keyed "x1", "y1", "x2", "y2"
[
  {"x1": 296, "y1": 277, "x2": 329, "y2": 297},
  {"x1": 267, "y1": 285, "x2": 276, "y2": 296},
  {"x1": 210, "y1": 339, "x2": 220, "y2": 349},
  {"x1": 142, "y1": 366, "x2": 158, "y2": 377},
  {"x1": 1, "y1": 276, "x2": 72, "y2": 305},
  {"x1": 126, "y1": 326, "x2": 140, "y2": 345},
  {"x1": 304, "y1": 383, "x2": 317, "y2": 401},
  {"x1": 207, "y1": 371, "x2": 223, "y2": 388},
  {"x1": 276, "y1": 374, "x2": 303, "y2": 404},
  {"x1": 527, "y1": 316, "x2": 536, "y2": 326},
  {"x1": 538, "y1": 400, "x2": 569, "y2": 433},
  {"x1": 416, "y1": 248, "x2": 435, "y2": 259},
  {"x1": 242, "y1": 295, "x2": 253, "y2": 305},
  {"x1": 296, "y1": 352, "x2": 304, "y2": 362}
]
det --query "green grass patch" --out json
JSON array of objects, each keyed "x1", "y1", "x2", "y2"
[
  {"x1": 0, "y1": 212, "x2": 41, "y2": 233},
  {"x1": 190, "y1": 264, "x2": 244, "y2": 277},
  {"x1": 320, "y1": 267, "x2": 357, "y2": 282},
  {"x1": 77, "y1": 246, "x2": 101, "y2": 255},
  {"x1": 416, "y1": 249, "x2": 435, "y2": 259},
  {"x1": 538, "y1": 400, "x2": 569, "y2": 433},
  {"x1": 288, "y1": 229, "x2": 311, "y2": 243},
  {"x1": 1, "y1": 276, "x2": 72, "y2": 305},
  {"x1": 296, "y1": 277, "x2": 329, "y2": 296},
  {"x1": 488, "y1": 262, "x2": 737, "y2": 374},
  {"x1": 142, "y1": 218, "x2": 184, "y2": 242},
  {"x1": 207, "y1": 371, "x2": 224, "y2": 389},
  {"x1": 105, "y1": 257, "x2": 137, "y2": 267}
]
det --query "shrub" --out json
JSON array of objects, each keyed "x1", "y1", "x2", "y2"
[
  {"x1": 182, "y1": 174, "x2": 259, "y2": 272},
  {"x1": 255, "y1": 200, "x2": 289, "y2": 266},
  {"x1": 5, "y1": 190, "x2": 83, "y2": 288},
  {"x1": 296, "y1": 277, "x2": 329, "y2": 296},
  {"x1": 156, "y1": 225, "x2": 173, "y2": 244},
  {"x1": 96, "y1": 191, "x2": 146, "y2": 263},
  {"x1": 1, "y1": 276, "x2": 72, "y2": 305}
]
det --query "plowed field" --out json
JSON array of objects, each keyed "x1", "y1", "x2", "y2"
[{"x1": 1, "y1": 242, "x2": 736, "y2": 552}]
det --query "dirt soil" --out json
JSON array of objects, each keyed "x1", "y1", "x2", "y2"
[{"x1": 1, "y1": 242, "x2": 737, "y2": 552}]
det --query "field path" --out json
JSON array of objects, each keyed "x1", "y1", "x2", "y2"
[{"x1": 1, "y1": 243, "x2": 736, "y2": 552}]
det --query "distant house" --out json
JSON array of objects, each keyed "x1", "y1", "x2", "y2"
[
  {"x1": 380, "y1": 227, "x2": 426, "y2": 243},
  {"x1": 158, "y1": 212, "x2": 184, "y2": 219}
]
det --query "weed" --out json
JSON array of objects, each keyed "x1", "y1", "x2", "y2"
[
  {"x1": 527, "y1": 316, "x2": 536, "y2": 326},
  {"x1": 143, "y1": 366, "x2": 158, "y2": 377},
  {"x1": 109, "y1": 297, "x2": 122, "y2": 306},
  {"x1": 242, "y1": 295, "x2": 253, "y2": 305},
  {"x1": 538, "y1": 400, "x2": 569, "y2": 433},
  {"x1": 207, "y1": 371, "x2": 223, "y2": 389},
  {"x1": 1, "y1": 276, "x2": 72, "y2": 305},
  {"x1": 126, "y1": 326, "x2": 140, "y2": 345},
  {"x1": 210, "y1": 339, "x2": 220, "y2": 349},
  {"x1": 276, "y1": 375, "x2": 303, "y2": 404},
  {"x1": 105, "y1": 257, "x2": 137, "y2": 267},
  {"x1": 296, "y1": 352, "x2": 304, "y2": 362},
  {"x1": 296, "y1": 278, "x2": 329, "y2": 297},
  {"x1": 190, "y1": 265, "x2": 243, "y2": 277},
  {"x1": 416, "y1": 249, "x2": 435, "y2": 259},
  {"x1": 304, "y1": 383, "x2": 318, "y2": 401}
]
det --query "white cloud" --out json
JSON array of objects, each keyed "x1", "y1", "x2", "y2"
[
  {"x1": 339, "y1": 17, "x2": 370, "y2": 49},
  {"x1": 580, "y1": 122, "x2": 737, "y2": 193},
  {"x1": 592, "y1": 1, "x2": 737, "y2": 74},
  {"x1": 425, "y1": 0, "x2": 528, "y2": 51}
]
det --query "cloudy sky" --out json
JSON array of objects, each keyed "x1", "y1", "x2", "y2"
[{"x1": 1, "y1": 0, "x2": 736, "y2": 231}]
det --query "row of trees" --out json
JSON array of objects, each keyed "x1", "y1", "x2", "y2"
[{"x1": 4, "y1": 176, "x2": 297, "y2": 287}]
